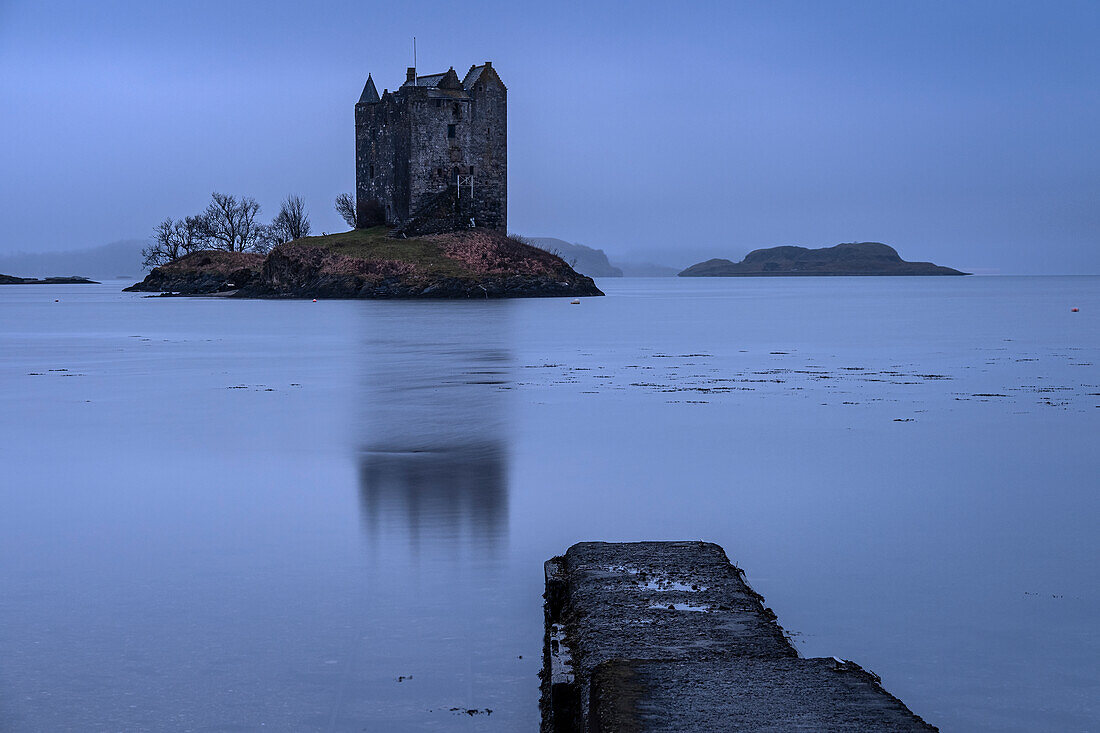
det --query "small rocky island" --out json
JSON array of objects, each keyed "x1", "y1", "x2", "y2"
[
  {"x1": 1, "y1": 274, "x2": 98, "y2": 285},
  {"x1": 125, "y1": 228, "x2": 602, "y2": 299},
  {"x1": 679, "y1": 242, "x2": 967, "y2": 276}
]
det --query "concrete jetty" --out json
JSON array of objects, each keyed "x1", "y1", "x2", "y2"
[{"x1": 541, "y1": 541, "x2": 936, "y2": 732}]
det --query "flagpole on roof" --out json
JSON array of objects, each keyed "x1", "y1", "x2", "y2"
[{"x1": 413, "y1": 37, "x2": 417, "y2": 86}]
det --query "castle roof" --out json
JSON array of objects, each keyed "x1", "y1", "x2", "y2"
[
  {"x1": 356, "y1": 62, "x2": 502, "y2": 105},
  {"x1": 409, "y1": 72, "x2": 447, "y2": 88},
  {"x1": 462, "y1": 64, "x2": 488, "y2": 90},
  {"x1": 397, "y1": 63, "x2": 502, "y2": 95},
  {"x1": 464, "y1": 62, "x2": 505, "y2": 92},
  {"x1": 398, "y1": 67, "x2": 472, "y2": 101},
  {"x1": 403, "y1": 67, "x2": 461, "y2": 88},
  {"x1": 358, "y1": 74, "x2": 380, "y2": 104}
]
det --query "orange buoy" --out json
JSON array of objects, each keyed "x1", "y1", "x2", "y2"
[
  {"x1": 312, "y1": 299, "x2": 317, "y2": 302},
  {"x1": 1071, "y1": 307, "x2": 1079, "y2": 312}
]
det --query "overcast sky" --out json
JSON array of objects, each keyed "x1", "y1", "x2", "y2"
[{"x1": 1, "y1": 0, "x2": 1097, "y2": 272}]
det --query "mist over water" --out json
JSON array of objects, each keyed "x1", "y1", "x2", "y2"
[{"x1": 1, "y1": 277, "x2": 1097, "y2": 731}]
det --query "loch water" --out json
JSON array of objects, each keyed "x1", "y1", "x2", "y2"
[{"x1": 1, "y1": 276, "x2": 1097, "y2": 732}]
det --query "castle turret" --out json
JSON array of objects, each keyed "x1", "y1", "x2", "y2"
[{"x1": 359, "y1": 74, "x2": 379, "y2": 104}]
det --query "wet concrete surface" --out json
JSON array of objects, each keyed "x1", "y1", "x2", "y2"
[{"x1": 542, "y1": 541, "x2": 936, "y2": 732}]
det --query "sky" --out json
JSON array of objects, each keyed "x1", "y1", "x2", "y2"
[{"x1": 1, "y1": 0, "x2": 1098, "y2": 273}]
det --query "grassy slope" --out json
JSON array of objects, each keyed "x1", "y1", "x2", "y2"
[{"x1": 284, "y1": 227, "x2": 474, "y2": 277}]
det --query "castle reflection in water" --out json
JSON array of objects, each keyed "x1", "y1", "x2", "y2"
[{"x1": 356, "y1": 305, "x2": 512, "y2": 554}]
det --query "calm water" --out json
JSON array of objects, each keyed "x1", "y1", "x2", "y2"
[{"x1": 1, "y1": 276, "x2": 1097, "y2": 732}]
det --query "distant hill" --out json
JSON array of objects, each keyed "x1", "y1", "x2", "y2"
[
  {"x1": 0, "y1": 240, "x2": 145, "y2": 280},
  {"x1": 526, "y1": 237, "x2": 623, "y2": 278},
  {"x1": 679, "y1": 243, "x2": 967, "y2": 277},
  {"x1": 614, "y1": 261, "x2": 680, "y2": 277}
]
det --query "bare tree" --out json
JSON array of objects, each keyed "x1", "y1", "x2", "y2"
[
  {"x1": 204, "y1": 193, "x2": 240, "y2": 251},
  {"x1": 335, "y1": 193, "x2": 356, "y2": 229},
  {"x1": 142, "y1": 218, "x2": 181, "y2": 268},
  {"x1": 142, "y1": 215, "x2": 212, "y2": 268},
  {"x1": 271, "y1": 194, "x2": 311, "y2": 244},
  {"x1": 236, "y1": 196, "x2": 265, "y2": 252},
  {"x1": 252, "y1": 224, "x2": 279, "y2": 254},
  {"x1": 268, "y1": 219, "x2": 291, "y2": 246},
  {"x1": 178, "y1": 214, "x2": 212, "y2": 252},
  {"x1": 204, "y1": 192, "x2": 267, "y2": 252}
]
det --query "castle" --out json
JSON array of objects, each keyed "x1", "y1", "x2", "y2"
[{"x1": 354, "y1": 62, "x2": 507, "y2": 235}]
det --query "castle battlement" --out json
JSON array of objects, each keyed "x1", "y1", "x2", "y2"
[{"x1": 354, "y1": 62, "x2": 507, "y2": 235}]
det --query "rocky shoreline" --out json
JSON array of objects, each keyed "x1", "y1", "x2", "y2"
[{"x1": 125, "y1": 228, "x2": 602, "y2": 299}]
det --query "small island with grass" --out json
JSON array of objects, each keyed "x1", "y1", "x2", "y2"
[
  {"x1": 126, "y1": 227, "x2": 601, "y2": 299},
  {"x1": 679, "y1": 242, "x2": 968, "y2": 277}
]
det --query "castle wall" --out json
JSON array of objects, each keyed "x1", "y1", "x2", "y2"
[
  {"x1": 407, "y1": 90, "x2": 469, "y2": 219},
  {"x1": 465, "y1": 74, "x2": 507, "y2": 231},
  {"x1": 355, "y1": 94, "x2": 411, "y2": 227}
]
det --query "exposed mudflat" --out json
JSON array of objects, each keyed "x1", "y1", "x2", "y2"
[{"x1": 509, "y1": 343, "x2": 1097, "y2": 416}]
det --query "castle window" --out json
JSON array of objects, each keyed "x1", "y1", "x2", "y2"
[
  {"x1": 447, "y1": 124, "x2": 456, "y2": 139},
  {"x1": 452, "y1": 166, "x2": 459, "y2": 180},
  {"x1": 469, "y1": 165, "x2": 475, "y2": 174},
  {"x1": 434, "y1": 99, "x2": 441, "y2": 108},
  {"x1": 369, "y1": 164, "x2": 374, "y2": 179}
]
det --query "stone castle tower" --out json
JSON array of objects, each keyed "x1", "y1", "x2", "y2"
[{"x1": 354, "y1": 62, "x2": 507, "y2": 235}]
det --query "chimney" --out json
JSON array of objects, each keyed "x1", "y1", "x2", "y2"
[
  {"x1": 407, "y1": 67, "x2": 416, "y2": 83},
  {"x1": 484, "y1": 61, "x2": 492, "y2": 69}
]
